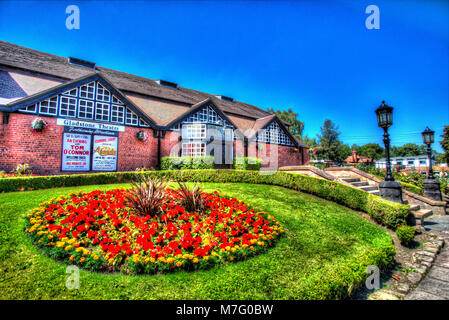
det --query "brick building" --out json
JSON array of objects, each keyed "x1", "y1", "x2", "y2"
[{"x1": 0, "y1": 41, "x2": 309, "y2": 175}]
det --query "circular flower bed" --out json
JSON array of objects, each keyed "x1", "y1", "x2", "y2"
[{"x1": 25, "y1": 188, "x2": 283, "y2": 274}]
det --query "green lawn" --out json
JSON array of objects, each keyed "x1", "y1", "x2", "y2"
[{"x1": 0, "y1": 182, "x2": 393, "y2": 299}]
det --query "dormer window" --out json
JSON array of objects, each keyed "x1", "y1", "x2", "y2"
[{"x1": 156, "y1": 79, "x2": 178, "y2": 89}]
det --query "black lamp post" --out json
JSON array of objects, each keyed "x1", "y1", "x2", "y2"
[
  {"x1": 421, "y1": 127, "x2": 442, "y2": 201},
  {"x1": 375, "y1": 101, "x2": 403, "y2": 203}
]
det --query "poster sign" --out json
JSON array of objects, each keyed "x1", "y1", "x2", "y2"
[
  {"x1": 62, "y1": 133, "x2": 91, "y2": 171},
  {"x1": 92, "y1": 135, "x2": 118, "y2": 171}
]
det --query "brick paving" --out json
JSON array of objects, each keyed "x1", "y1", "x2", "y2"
[{"x1": 406, "y1": 216, "x2": 449, "y2": 300}]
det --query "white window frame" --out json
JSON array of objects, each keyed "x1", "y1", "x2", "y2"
[
  {"x1": 78, "y1": 99, "x2": 94, "y2": 120},
  {"x1": 59, "y1": 96, "x2": 77, "y2": 117},
  {"x1": 182, "y1": 142, "x2": 206, "y2": 156},
  {"x1": 20, "y1": 104, "x2": 37, "y2": 113},
  {"x1": 96, "y1": 83, "x2": 111, "y2": 102},
  {"x1": 182, "y1": 123, "x2": 206, "y2": 139},
  {"x1": 63, "y1": 88, "x2": 78, "y2": 97},
  {"x1": 95, "y1": 102, "x2": 110, "y2": 122},
  {"x1": 125, "y1": 108, "x2": 139, "y2": 126},
  {"x1": 39, "y1": 97, "x2": 58, "y2": 115},
  {"x1": 111, "y1": 104, "x2": 125, "y2": 123},
  {"x1": 79, "y1": 82, "x2": 95, "y2": 100}
]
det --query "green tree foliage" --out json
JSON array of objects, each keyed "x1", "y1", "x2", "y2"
[
  {"x1": 357, "y1": 143, "x2": 385, "y2": 161},
  {"x1": 301, "y1": 135, "x2": 318, "y2": 147},
  {"x1": 440, "y1": 125, "x2": 449, "y2": 164},
  {"x1": 267, "y1": 107, "x2": 304, "y2": 139},
  {"x1": 316, "y1": 120, "x2": 351, "y2": 163},
  {"x1": 390, "y1": 143, "x2": 426, "y2": 157}
]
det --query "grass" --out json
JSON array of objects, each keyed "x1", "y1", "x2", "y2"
[{"x1": 0, "y1": 182, "x2": 393, "y2": 299}]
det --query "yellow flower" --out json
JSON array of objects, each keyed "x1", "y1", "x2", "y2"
[
  {"x1": 229, "y1": 257, "x2": 234, "y2": 261},
  {"x1": 69, "y1": 255, "x2": 75, "y2": 261},
  {"x1": 56, "y1": 241, "x2": 65, "y2": 248},
  {"x1": 80, "y1": 257, "x2": 86, "y2": 263},
  {"x1": 47, "y1": 235, "x2": 53, "y2": 239},
  {"x1": 211, "y1": 252, "x2": 218, "y2": 256},
  {"x1": 65, "y1": 245, "x2": 72, "y2": 251},
  {"x1": 76, "y1": 247, "x2": 83, "y2": 253},
  {"x1": 166, "y1": 257, "x2": 175, "y2": 263},
  {"x1": 193, "y1": 258, "x2": 199, "y2": 263},
  {"x1": 176, "y1": 261, "x2": 183, "y2": 267},
  {"x1": 203, "y1": 256, "x2": 209, "y2": 260}
]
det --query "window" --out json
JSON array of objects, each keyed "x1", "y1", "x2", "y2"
[
  {"x1": 78, "y1": 99, "x2": 94, "y2": 119},
  {"x1": 59, "y1": 96, "x2": 77, "y2": 117},
  {"x1": 39, "y1": 97, "x2": 58, "y2": 115},
  {"x1": 125, "y1": 108, "x2": 139, "y2": 126},
  {"x1": 79, "y1": 82, "x2": 95, "y2": 99},
  {"x1": 95, "y1": 102, "x2": 110, "y2": 121},
  {"x1": 419, "y1": 160, "x2": 426, "y2": 165},
  {"x1": 184, "y1": 106, "x2": 224, "y2": 124},
  {"x1": 182, "y1": 142, "x2": 206, "y2": 156},
  {"x1": 96, "y1": 84, "x2": 110, "y2": 102},
  {"x1": 112, "y1": 95, "x2": 123, "y2": 104},
  {"x1": 182, "y1": 123, "x2": 206, "y2": 139},
  {"x1": 139, "y1": 118, "x2": 150, "y2": 127},
  {"x1": 111, "y1": 104, "x2": 125, "y2": 123},
  {"x1": 63, "y1": 88, "x2": 78, "y2": 97},
  {"x1": 257, "y1": 121, "x2": 293, "y2": 145},
  {"x1": 20, "y1": 104, "x2": 37, "y2": 113}
]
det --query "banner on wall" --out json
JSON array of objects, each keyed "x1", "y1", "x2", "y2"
[
  {"x1": 92, "y1": 135, "x2": 118, "y2": 171},
  {"x1": 61, "y1": 133, "x2": 92, "y2": 171}
]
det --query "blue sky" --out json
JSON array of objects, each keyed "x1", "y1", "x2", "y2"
[{"x1": 0, "y1": 0, "x2": 448, "y2": 152}]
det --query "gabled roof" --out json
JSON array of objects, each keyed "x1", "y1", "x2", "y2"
[
  {"x1": 0, "y1": 41, "x2": 308, "y2": 149},
  {"x1": 0, "y1": 40, "x2": 271, "y2": 120},
  {"x1": 0, "y1": 72, "x2": 158, "y2": 128}
]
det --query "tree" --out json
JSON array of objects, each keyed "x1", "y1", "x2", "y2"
[
  {"x1": 358, "y1": 143, "x2": 385, "y2": 161},
  {"x1": 267, "y1": 107, "x2": 304, "y2": 139},
  {"x1": 390, "y1": 143, "x2": 426, "y2": 157},
  {"x1": 440, "y1": 125, "x2": 449, "y2": 164},
  {"x1": 301, "y1": 135, "x2": 318, "y2": 147},
  {"x1": 316, "y1": 119, "x2": 349, "y2": 163}
]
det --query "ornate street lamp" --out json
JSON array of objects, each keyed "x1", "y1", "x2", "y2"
[
  {"x1": 375, "y1": 101, "x2": 403, "y2": 203},
  {"x1": 421, "y1": 127, "x2": 442, "y2": 201}
]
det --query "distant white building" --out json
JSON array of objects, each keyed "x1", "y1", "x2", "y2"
[{"x1": 375, "y1": 156, "x2": 434, "y2": 169}]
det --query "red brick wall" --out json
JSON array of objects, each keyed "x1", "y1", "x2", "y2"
[
  {"x1": 117, "y1": 126, "x2": 157, "y2": 171},
  {"x1": 248, "y1": 141, "x2": 304, "y2": 169},
  {"x1": 0, "y1": 113, "x2": 64, "y2": 174},
  {"x1": 0, "y1": 112, "x2": 308, "y2": 174},
  {"x1": 0, "y1": 112, "x2": 158, "y2": 175}
]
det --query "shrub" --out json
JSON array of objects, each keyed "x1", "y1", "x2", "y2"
[
  {"x1": 125, "y1": 176, "x2": 170, "y2": 218},
  {"x1": 0, "y1": 170, "x2": 411, "y2": 230},
  {"x1": 396, "y1": 225, "x2": 415, "y2": 246},
  {"x1": 173, "y1": 181, "x2": 208, "y2": 214},
  {"x1": 160, "y1": 156, "x2": 214, "y2": 170},
  {"x1": 233, "y1": 157, "x2": 262, "y2": 171}
]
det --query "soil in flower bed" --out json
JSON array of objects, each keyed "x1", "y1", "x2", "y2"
[{"x1": 25, "y1": 188, "x2": 283, "y2": 274}]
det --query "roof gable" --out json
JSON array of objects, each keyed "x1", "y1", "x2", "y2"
[{"x1": 0, "y1": 73, "x2": 158, "y2": 128}]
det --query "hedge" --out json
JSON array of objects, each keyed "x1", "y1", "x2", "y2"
[
  {"x1": 0, "y1": 169, "x2": 410, "y2": 230},
  {"x1": 160, "y1": 156, "x2": 214, "y2": 170},
  {"x1": 232, "y1": 157, "x2": 263, "y2": 171}
]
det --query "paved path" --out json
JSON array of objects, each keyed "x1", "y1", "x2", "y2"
[{"x1": 406, "y1": 216, "x2": 449, "y2": 300}]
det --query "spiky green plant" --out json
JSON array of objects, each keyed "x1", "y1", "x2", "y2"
[
  {"x1": 125, "y1": 176, "x2": 170, "y2": 218},
  {"x1": 174, "y1": 181, "x2": 208, "y2": 213}
]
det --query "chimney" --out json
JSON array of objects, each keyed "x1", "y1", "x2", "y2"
[{"x1": 352, "y1": 150, "x2": 357, "y2": 163}]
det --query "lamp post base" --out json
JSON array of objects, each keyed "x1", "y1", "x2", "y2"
[
  {"x1": 423, "y1": 179, "x2": 442, "y2": 201},
  {"x1": 379, "y1": 181, "x2": 403, "y2": 203}
]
